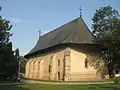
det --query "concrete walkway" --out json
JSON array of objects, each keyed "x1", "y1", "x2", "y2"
[
  {"x1": 21, "y1": 79, "x2": 114, "y2": 85},
  {"x1": 0, "y1": 79, "x2": 114, "y2": 85}
]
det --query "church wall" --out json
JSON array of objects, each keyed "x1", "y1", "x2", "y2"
[
  {"x1": 64, "y1": 47, "x2": 71, "y2": 81},
  {"x1": 25, "y1": 46, "x2": 103, "y2": 81},
  {"x1": 33, "y1": 57, "x2": 42, "y2": 79},
  {"x1": 29, "y1": 59, "x2": 36, "y2": 78},
  {"x1": 25, "y1": 59, "x2": 34, "y2": 78},
  {"x1": 25, "y1": 48, "x2": 66, "y2": 80},
  {"x1": 41, "y1": 48, "x2": 65, "y2": 80},
  {"x1": 70, "y1": 48, "x2": 101, "y2": 81},
  {"x1": 39, "y1": 58, "x2": 44, "y2": 79},
  {"x1": 32, "y1": 59, "x2": 38, "y2": 78}
]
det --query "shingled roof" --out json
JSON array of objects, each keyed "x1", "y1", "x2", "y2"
[{"x1": 25, "y1": 17, "x2": 95, "y2": 57}]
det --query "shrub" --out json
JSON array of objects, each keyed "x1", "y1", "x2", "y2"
[{"x1": 113, "y1": 77, "x2": 120, "y2": 84}]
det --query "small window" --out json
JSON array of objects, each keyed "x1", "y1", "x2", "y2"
[
  {"x1": 85, "y1": 58, "x2": 88, "y2": 68},
  {"x1": 49, "y1": 65, "x2": 51, "y2": 73},
  {"x1": 58, "y1": 59, "x2": 60, "y2": 66}
]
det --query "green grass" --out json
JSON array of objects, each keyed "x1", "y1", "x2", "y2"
[
  {"x1": 0, "y1": 80, "x2": 14, "y2": 83},
  {"x1": 0, "y1": 84, "x2": 120, "y2": 90}
]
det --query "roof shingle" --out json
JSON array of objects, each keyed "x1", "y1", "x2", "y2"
[{"x1": 25, "y1": 17, "x2": 95, "y2": 57}]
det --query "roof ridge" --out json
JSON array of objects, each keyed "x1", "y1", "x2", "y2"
[
  {"x1": 25, "y1": 17, "x2": 95, "y2": 58},
  {"x1": 41, "y1": 17, "x2": 80, "y2": 47},
  {"x1": 80, "y1": 18, "x2": 95, "y2": 39},
  {"x1": 40, "y1": 17, "x2": 80, "y2": 37}
]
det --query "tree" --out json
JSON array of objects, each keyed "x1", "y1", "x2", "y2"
[
  {"x1": 0, "y1": 7, "x2": 18, "y2": 80},
  {"x1": 19, "y1": 56, "x2": 27, "y2": 74},
  {"x1": 0, "y1": 11, "x2": 12, "y2": 46},
  {"x1": 87, "y1": 53, "x2": 107, "y2": 79},
  {"x1": 92, "y1": 5, "x2": 120, "y2": 78}
]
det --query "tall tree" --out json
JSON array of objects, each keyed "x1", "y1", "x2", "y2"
[
  {"x1": 0, "y1": 7, "x2": 18, "y2": 80},
  {"x1": 0, "y1": 11, "x2": 12, "y2": 46},
  {"x1": 92, "y1": 5, "x2": 120, "y2": 78}
]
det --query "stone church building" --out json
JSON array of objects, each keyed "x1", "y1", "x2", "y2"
[{"x1": 25, "y1": 17, "x2": 105, "y2": 81}]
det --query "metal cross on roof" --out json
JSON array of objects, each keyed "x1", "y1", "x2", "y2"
[
  {"x1": 79, "y1": 6, "x2": 83, "y2": 17},
  {"x1": 38, "y1": 29, "x2": 42, "y2": 37}
]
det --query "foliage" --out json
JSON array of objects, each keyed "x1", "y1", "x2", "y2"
[
  {"x1": 0, "y1": 11, "x2": 12, "y2": 46},
  {"x1": 20, "y1": 56, "x2": 27, "y2": 74},
  {"x1": 0, "y1": 7, "x2": 19, "y2": 80},
  {"x1": 0, "y1": 42, "x2": 17, "y2": 80},
  {"x1": 92, "y1": 5, "x2": 120, "y2": 78},
  {"x1": 113, "y1": 77, "x2": 120, "y2": 84},
  {"x1": 86, "y1": 53, "x2": 107, "y2": 79}
]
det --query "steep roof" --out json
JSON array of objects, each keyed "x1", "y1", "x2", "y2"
[{"x1": 25, "y1": 17, "x2": 95, "y2": 57}]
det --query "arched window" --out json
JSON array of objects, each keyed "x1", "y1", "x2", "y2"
[{"x1": 85, "y1": 58, "x2": 88, "y2": 68}]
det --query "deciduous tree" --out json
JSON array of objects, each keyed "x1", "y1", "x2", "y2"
[{"x1": 92, "y1": 5, "x2": 120, "y2": 78}]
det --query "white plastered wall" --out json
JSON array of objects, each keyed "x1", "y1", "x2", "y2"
[{"x1": 70, "y1": 48, "x2": 100, "y2": 81}]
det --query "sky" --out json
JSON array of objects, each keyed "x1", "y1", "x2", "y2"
[{"x1": 0, "y1": 0, "x2": 120, "y2": 56}]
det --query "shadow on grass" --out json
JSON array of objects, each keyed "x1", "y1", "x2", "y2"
[
  {"x1": 96, "y1": 84, "x2": 120, "y2": 90},
  {"x1": 0, "y1": 84, "x2": 30, "y2": 90}
]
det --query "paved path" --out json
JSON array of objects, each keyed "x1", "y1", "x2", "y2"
[
  {"x1": 21, "y1": 79, "x2": 114, "y2": 85},
  {"x1": 0, "y1": 79, "x2": 114, "y2": 85}
]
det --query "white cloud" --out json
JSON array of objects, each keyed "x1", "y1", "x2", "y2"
[{"x1": 10, "y1": 18, "x2": 21, "y2": 23}]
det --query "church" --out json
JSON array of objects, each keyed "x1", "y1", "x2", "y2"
[{"x1": 24, "y1": 17, "x2": 106, "y2": 81}]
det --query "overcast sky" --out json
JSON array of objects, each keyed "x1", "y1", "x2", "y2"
[{"x1": 0, "y1": 0, "x2": 120, "y2": 56}]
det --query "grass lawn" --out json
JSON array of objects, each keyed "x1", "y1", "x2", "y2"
[{"x1": 0, "y1": 84, "x2": 120, "y2": 90}]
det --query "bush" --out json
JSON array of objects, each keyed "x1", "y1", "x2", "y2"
[{"x1": 113, "y1": 77, "x2": 120, "y2": 84}]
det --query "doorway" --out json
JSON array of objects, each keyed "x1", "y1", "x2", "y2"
[{"x1": 58, "y1": 72, "x2": 60, "y2": 80}]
